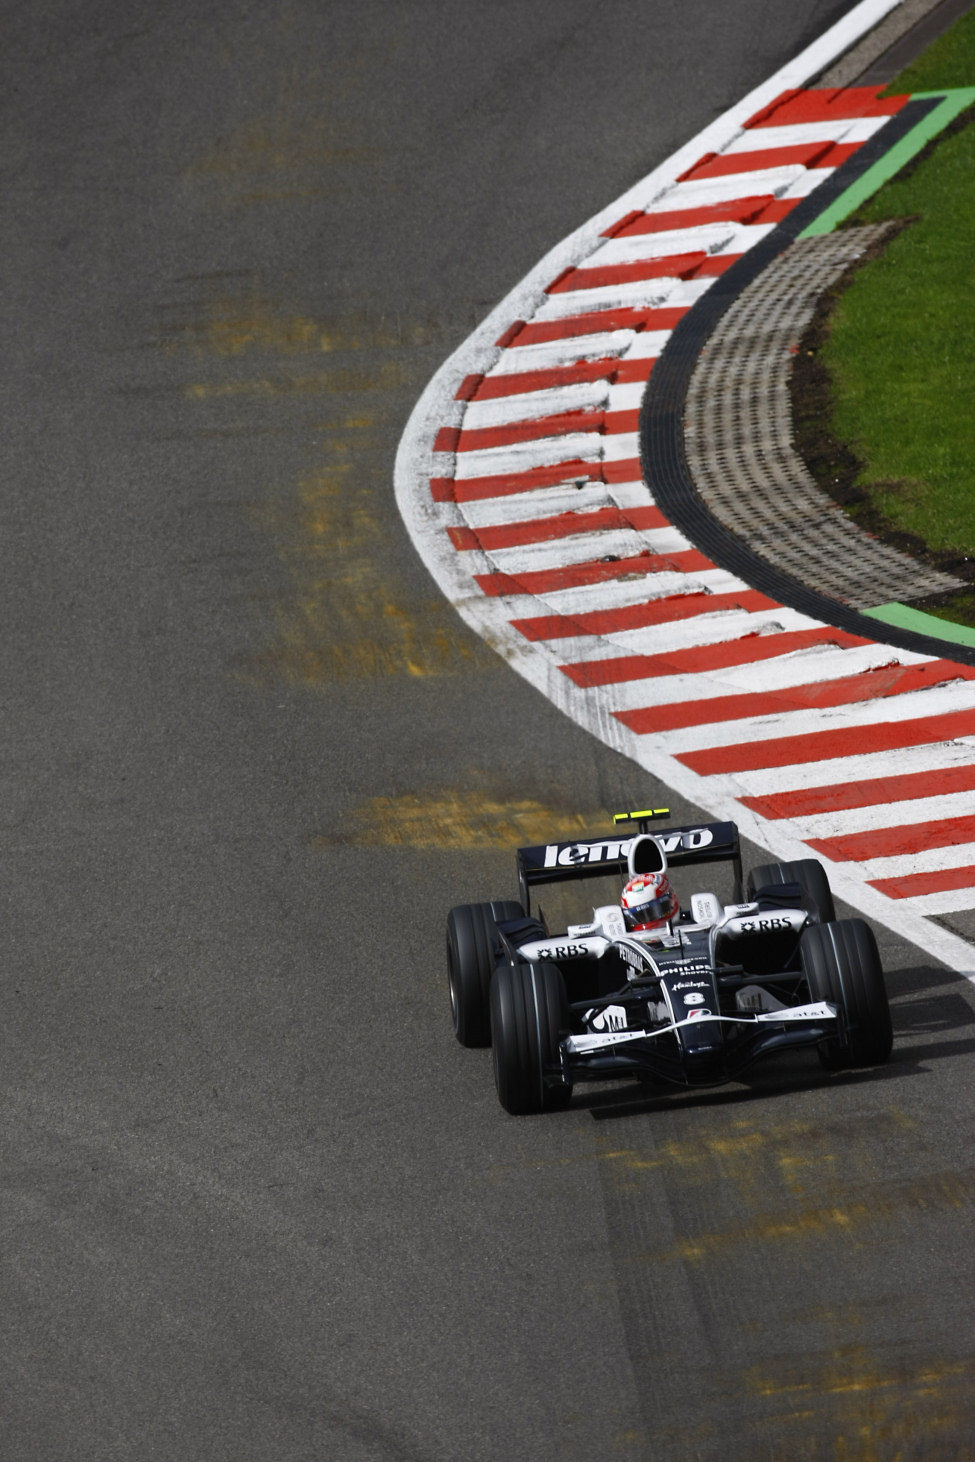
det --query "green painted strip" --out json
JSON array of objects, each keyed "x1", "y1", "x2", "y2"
[
  {"x1": 864, "y1": 600, "x2": 975, "y2": 649},
  {"x1": 799, "y1": 87, "x2": 975, "y2": 237}
]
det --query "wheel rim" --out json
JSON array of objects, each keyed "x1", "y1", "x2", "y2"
[{"x1": 446, "y1": 938, "x2": 460, "y2": 1030}]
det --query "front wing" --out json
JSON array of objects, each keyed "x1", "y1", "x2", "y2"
[
  {"x1": 561, "y1": 1001, "x2": 839, "y2": 1086},
  {"x1": 564, "y1": 1001, "x2": 836, "y2": 1054}
]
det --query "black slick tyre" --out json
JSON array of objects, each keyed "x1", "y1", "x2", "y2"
[
  {"x1": 747, "y1": 857, "x2": 835, "y2": 923},
  {"x1": 800, "y1": 919, "x2": 893, "y2": 1068},
  {"x1": 446, "y1": 900, "x2": 523, "y2": 1047},
  {"x1": 490, "y1": 961, "x2": 571, "y2": 1115}
]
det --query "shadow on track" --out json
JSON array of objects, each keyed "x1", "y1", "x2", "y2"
[{"x1": 575, "y1": 960, "x2": 975, "y2": 1122}]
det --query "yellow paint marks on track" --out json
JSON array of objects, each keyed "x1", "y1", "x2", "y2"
[
  {"x1": 185, "y1": 115, "x2": 380, "y2": 206},
  {"x1": 620, "y1": 1160, "x2": 973, "y2": 1265},
  {"x1": 605, "y1": 1110, "x2": 911, "y2": 1201},
  {"x1": 164, "y1": 268, "x2": 478, "y2": 682},
  {"x1": 744, "y1": 1349, "x2": 975, "y2": 1461},
  {"x1": 322, "y1": 792, "x2": 610, "y2": 850},
  {"x1": 245, "y1": 450, "x2": 476, "y2": 683},
  {"x1": 182, "y1": 362, "x2": 410, "y2": 399},
  {"x1": 597, "y1": 1107, "x2": 971, "y2": 1265},
  {"x1": 164, "y1": 283, "x2": 444, "y2": 363}
]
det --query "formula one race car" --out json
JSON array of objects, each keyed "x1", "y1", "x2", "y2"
[{"x1": 446, "y1": 809, "x2": 892, "y2": 1114}]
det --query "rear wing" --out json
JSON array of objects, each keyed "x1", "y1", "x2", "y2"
[{"x1": 516, "y1": 821, "x2": 742, "y2": 912}]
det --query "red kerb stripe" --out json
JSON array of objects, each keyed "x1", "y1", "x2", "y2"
[
  {"x1": 475, "y1": 549, "x2": 712, "y2": 596},
  {"x1": 603, "y1": 196, "x2": 796, "y2": 235},
  {"x1": 462, "y1": 357, "x2": 624, "y2": 401},
  {"x1": 740, "y1": 762, "x2": 975, "y2": 820},
  {"x1": 614, "y1": 662, "x2": 973, "y2": 735},
  {"x1": 547, "y1": 253, "x2": 741, "y2": 294},
  {"x1": 808, "y1": 814, "x2": 975, "y2": 863},
  {"x1": 870, "y1": 864, "x2": 975, "y2": 900},
  {"x1": 449, "y1": 409, "x2": 605, "y2": 454},
  {"x1": 511, "y1": 590, "x2": 777, "y2": 641},
  {"x1": 679, "y1": 140, "x2": 859, "y2": 182},
  {"x1": 604, "y1": 409, "x2": 641, "y2": 436},
  {"x1": 744, "y1": 86, "x2": 908, "y2": 128},
  {"x1": 680, "y1": 707, "x2": 975, "y2": 776},
  {"x1": 495, "y1": 321, "x2": 525, "y2": 348},
  {"x1": 562, "y1": 627, "x2": 864, "y2": 686},
  {"x1": 451, "y1": 458, "x2": 603, "y2": 503},
  {"x1": 448, "y1": 409, "x2": 636, "y2": 453},
  {"x1": 614, "y1": 358, "x2": 658, "y2": 385},
  {"x1": 603, "y1": 457, "x2": 645, "y2": 484},
  {"x1": 447, "y1": 504, "x2": 667, "y2": 552},
  {"x1": 514, "y1": 306, "x2": 687, "y2": 346}
]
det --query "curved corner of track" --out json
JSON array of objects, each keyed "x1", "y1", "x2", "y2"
[{"x1": 395, "y1": 0, "x2": 975, "y2": 978}]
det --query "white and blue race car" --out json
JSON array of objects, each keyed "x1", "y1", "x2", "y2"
[{"x1": 447, "y1": 809, "x2": 892, "y2": 1114}]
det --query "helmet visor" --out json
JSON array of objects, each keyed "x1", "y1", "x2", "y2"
[{"x1": 623, "y1": 893, "x2": 677, "y2": 927}]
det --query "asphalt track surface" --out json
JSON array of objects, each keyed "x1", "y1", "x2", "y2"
[{"x1": 3, "y1": 4, "x2": 974, "y2": 1459}]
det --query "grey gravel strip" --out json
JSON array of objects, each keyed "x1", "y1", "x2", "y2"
[
  {"x1": 819, "y1": 0, "x2": 975, "y2": 87},
  {"x1": 683, "y1": 227, "x2": 965, "y2": 611}
]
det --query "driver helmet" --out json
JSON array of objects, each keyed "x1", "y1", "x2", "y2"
[{"x1": 621, "y1": 871, "x2": 679, "y2": 931}]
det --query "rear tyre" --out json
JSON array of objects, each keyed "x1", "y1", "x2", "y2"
[
  {"x1": 450, "y1": 894, "x2": 526, "y2": 1046},
  {"x1": 446, "y1": 900, "x2": 524, "y2": 1047},
  {"x1": 747, "y1": 857, "x2": 835, "y2": 923},
  {"x1": 800, "y1": 919, "x2": 892, "y2": 1069},
  {"x1": 490, "y1": 961, "x2": 572, "y2": 1115}
]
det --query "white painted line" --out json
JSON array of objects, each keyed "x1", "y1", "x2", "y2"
[
  {"x1": 458, "y1": 483, "x2": 617, "y2": 526},
  {"x1": 854, "y1": 841, "x2": 975, "y2": 881},
  {"x1": 586, "y1": 222, "x2": 773, "y2": 262},
  {"x1": 536, "y1": 276, "x2": 712, "y2": 320},
  {"x1": 647, "y1": 681, "x2": 975, "y2": 756},
  {"x1": 599, "y1": 644, "x2": 938, "y2": 713},
  {"x1": 730, "y1": 739, "x2": 975, "y2": 797},
  {"x1": 453, "y1": 434, "x2": 604, "y2": 479},
  {"x1": 556, "y1": 610, "x2": 821, "y2": 667},
  {"x1": 724, "y1": 115, "x2": 890, "y2": 151},
  {"x1": 902, "y1": 888, "x2": 975, "y2": 915},
  {"x1": 789, "y1": 789, "x2": 975, "y2": 840},
  {"x1": 483, "y1": 530, "x2": 657, "y2": 574},
  {"x1": 488, "y1": 336, "x2": 635, "y2": 374},
  {"x1": 461, "y1": 383, "x2": 611, "y2": 429}
]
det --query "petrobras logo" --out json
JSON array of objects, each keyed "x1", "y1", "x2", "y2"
[
  {"x1": 619, "y1": 942, "x2": 648, "y2": 972},
  {"x1": 542, "y1": 826, "x2": 715, "y2": 868}
]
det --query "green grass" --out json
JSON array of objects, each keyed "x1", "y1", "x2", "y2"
[
  {"x1": 814, "y1": 9, "x2": 975, "y2": 612},
  {"x1": 884, "y1": 5, "x2": 975, "y2": 92},
  {"x1": 824, "y1": 119, "x2": 975, "y2": 554}
]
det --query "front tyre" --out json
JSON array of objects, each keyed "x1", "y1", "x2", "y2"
[
  {"x1": 800, "y1": 919, "x2": 892, "y2": 1068},
  {"x1": 490, "y1": 961, "x2": 572, "y2": 1115},
  {"x1": 446, "y1": 901, "x2": 524, "y2": 1047},
  {"x1": 747, "y1": 857, "x2": 835, "y2": 923}
]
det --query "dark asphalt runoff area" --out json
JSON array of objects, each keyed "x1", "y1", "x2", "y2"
[{"x1": 2, "y1": 3, "x2": 974, "y2": 1458}]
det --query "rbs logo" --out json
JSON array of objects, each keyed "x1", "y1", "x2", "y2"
[{"x1": 537, "y1": 944, "x2": 588, "y2": 961}]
